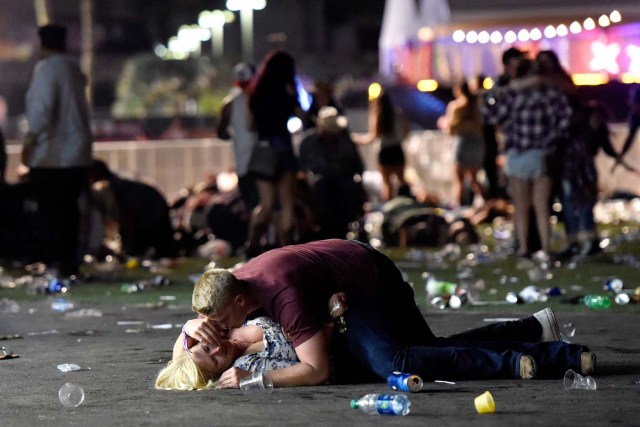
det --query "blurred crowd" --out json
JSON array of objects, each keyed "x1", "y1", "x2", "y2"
[{"x1": 1, "y1": 24, "x2": 640, "y2": 279}]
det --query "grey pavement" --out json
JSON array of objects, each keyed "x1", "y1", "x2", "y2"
[{"x1": 1, "y1": 299, "x2": 638, "y2": 426}]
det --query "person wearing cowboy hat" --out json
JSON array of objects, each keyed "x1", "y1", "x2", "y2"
[{"x1": 299, "y1": 107, "x2": 365, "y2": 239}]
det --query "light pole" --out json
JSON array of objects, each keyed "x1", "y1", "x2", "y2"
[
  {"x1": 177, "y1": 25, "x2": 211, "y2": 58},
  {"x1": 198, "y1": 10, "x2": 235, "y2": 59},
  {"x1": 226, "y1": 0, "x2": 266, "y2": 62}
]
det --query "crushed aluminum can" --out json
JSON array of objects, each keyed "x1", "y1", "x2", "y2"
[
  {"x1": 604, "y1": 278, "x2": 623, "y2": 293},
  {"x1": 387, "y1": 371, "x2": 423, "y2": 392}
]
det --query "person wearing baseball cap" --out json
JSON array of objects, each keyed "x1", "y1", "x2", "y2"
[{"x1": 217, "y1": 63, "x2": 259, "y2": 212}]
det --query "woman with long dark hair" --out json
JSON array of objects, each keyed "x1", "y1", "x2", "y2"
[{"x1": 246, "y1": 50, "x2": 301, "y2": 255}]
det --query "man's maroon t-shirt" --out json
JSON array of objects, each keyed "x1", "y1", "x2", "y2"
[{"x1": 233, "y1": 239, "x2": 378, "y2": 347}]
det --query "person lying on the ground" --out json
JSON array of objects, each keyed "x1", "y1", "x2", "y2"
[
  {"x1": 89, "y1": 159, "x2": 179, "y2": 260},
  {"x1": 186, "y1": 239, "x2": 596, "y2": 388},
  {"x1": 155, "y1": 293, "x2": 346, "y2": 390}
]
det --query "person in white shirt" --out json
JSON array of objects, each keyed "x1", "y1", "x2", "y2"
[
  {"x1": 216, "y1": 63, "x2": 259, "y2": 212},
  {"x1": 22, "y1": 24, "x2": 93, "y2": 277}
]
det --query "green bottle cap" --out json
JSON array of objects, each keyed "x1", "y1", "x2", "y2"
[{"x1": 350, "y1": 400, "x2": 359, "y2": 409}]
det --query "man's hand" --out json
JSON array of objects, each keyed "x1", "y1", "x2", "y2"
[
  {"x1": 21, "y1": 133, "x2": 36, "y2": 166},
  {"x1": 182, "y1": 317, "x2": 227, "y2": 350},
  {"x1": 328, "y1": 292, "x2": 347, "y2": 318},
  {"x1": 216, "y1": 367, "x2": 252, "y2": 389}
]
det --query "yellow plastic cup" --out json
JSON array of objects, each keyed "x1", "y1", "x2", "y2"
[{"x1": 474, "y1": 391, "x2": 496, "y2": 414}]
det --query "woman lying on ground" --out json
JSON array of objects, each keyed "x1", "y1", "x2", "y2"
[{"x1": 155, "y1": 294, "x2": 346, "y2": 390}]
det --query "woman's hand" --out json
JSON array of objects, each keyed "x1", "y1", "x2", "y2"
[
  {"x1": 182, "y1": 317, "x2": 227, "y2": 350},
  {"x1": 328, "y1": 292, "x2": 347, "y2": 318},
  {"x1": 216, "y1": 367, "x2": 252, "y2": 389}
]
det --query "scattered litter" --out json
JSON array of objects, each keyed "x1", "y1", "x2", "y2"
[
  {"x1": 27, "y1": 330, "x2": 59, "y2": 336},
  {"x1": 69, "y1": 330, "x2": 96, "y2": 336},
  {"x1": 561, "y1": 323, "x2": 576, "y2": 338},
  {"x1": 483, "y1": 318, "x2": 518, "y2": 322},
  {"x1": 0, "y1": 298, "x2": 20, "y2": 314},
  {"x1": 1, "y1": 347, "x2": 18, "y2": 359},
  {"x1": 159, "y1": 295, "x2": 176, "y2": 301},
  {"x1": 564, "y1": 369, "x2": 596, "y2": 390},
  {"x1": 519, "y1": 285, "x2": 548, "y2": 304},
  {"x1": 149, "y1": 323, "x2": 173, "y2": 330},
  {"x1": 434, "y1": 380, "x2": 456, "y2": 385},
  {"x1": 474, "y1": 391, "x2": 495, "y2": 414},
  {"x1": 57, "y1": 363, "x2": 83, "y2": 372},
  {"x1": 59, "y1": 383, "x2": 85, "y2": 408},
  {"x1": 0, "y1": 334, "x2": 22, "y2": 340},
  {"x1": 51, "y1": 298, "x2": 74, "y2": 312},
  {"x1": 117, "y1": 321, "x2": 144, "y2": 325},
  {"x1": 388, "y1": 372, "x2": 423, "y2": 392},
  {"x1": 64, "y1": 308, "x2": 103, "y2": 318}
]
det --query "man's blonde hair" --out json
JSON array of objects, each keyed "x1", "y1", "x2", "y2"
[
  {"x1": 192, "y1": 268, "x2": 243, "y2": 317},
  {"x1": 154, "y1": 352, "x2": 215, "y2": 391}
]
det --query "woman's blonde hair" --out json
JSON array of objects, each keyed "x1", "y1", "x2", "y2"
[{"x1": 155, "y1": 352, "x2": 216, "y2": 391}]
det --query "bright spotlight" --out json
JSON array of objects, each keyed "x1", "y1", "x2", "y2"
[
  {"x1": 465, "y1": 31, "x2": 478, "y2": 43},
  {"x1": 544, "y1": 25, "x2": 556, "y2": 38},
  {"x1": 368, "y1": 82, "x2": 382, "y2": 100},
  {"x1": 452, "y1": 29, "x2": 465, "y2": 43},
  {"x1": 490, "y1": 31, "x2": 503, "y2": 44},
  {"x1": 504, "y1": 31, "x2": 517, "y2": 44},
  {"x1": 569, "y1": 21, "x2": 582, "y2": 34},
  {"x1": 556, "y1": 24, "x2": 568, "y2": 37},
  {"x1": 610, "y1": 10, "x2": 622, "y2": 23},
  {"x1": 530, "y1": 28, "x2": 542, "y2": 41},
  {"x1": 584, "y1": 18, "x2": 596, "y2": 30},
  {"x1": 517, "y1": 29, "x2": 530, "y2": 42}
]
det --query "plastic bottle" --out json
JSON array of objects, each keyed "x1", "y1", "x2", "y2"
[
  {"x1": 425, "y1": 276, "x2": 456, "y2": 297},
  {"x1": 350, "y1": 393, "x2": 411, "y2": 416},
  {"x1": 120, "y1": 283, "x2": 140, "y2": 293},
  {"x1": 580, "y1": 294, "x2": 611, "y2": 310}
]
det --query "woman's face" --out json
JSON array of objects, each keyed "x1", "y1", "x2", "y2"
[{"x1": 189, "y1": 339, "x2": 235, "y2": 380}]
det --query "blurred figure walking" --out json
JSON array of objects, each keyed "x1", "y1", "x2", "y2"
[
  {"x1": 217, "y1": 62, "x2": 259, "y2": 212},
  {"x1": 439, "y1": 80, "x2": 485, "y2": 207},
  {"x1": 486, "y1": 59, "x2": 572, "y2": 260},
  {"x1": 245, "y1": 50, "x2": 302, "y2": 256},
  {"x1": 22, "y1": 24, "x2": 93, "y2": 277},
  {"x1": 354, "y1": 88, "x2": 410, "y2": 202}
]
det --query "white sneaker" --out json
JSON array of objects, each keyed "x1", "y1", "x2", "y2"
[{"x1": 533, "y1": 308, "x2": 561, "y2": 341}]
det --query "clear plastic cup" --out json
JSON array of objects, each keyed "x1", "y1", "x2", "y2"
[
  {"x1": 239, "y1": 371, "x2": 273, "y2": 393},
  {"x1": 563, "y1": 369, "x2": 597, "y2": 391},
  {"x1": 474, "y1": 391, "x2": 496, "y2": 414},
  {"x1": 59, "y1": 383, "x2": 85, "y2": 407}
]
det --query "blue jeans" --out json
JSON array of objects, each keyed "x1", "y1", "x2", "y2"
[
  {"x1": 338, "y1": 243, "x2": 588, "y2": 381},
  {"x1": 561, "y1": 179, "x2": 596, "y2": 236}
]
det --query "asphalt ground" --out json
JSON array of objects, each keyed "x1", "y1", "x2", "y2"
[{"x1": 1, "y1": 295, "x2": 638, "y2": 426}]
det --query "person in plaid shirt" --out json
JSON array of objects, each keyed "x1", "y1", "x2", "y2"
[{"x1": 485, "y1": 58, "x2": 572, "y2": 259}]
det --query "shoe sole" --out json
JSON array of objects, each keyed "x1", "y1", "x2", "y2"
[
  {"x1": 581, "y1": 352, "x2": 596, "y2": 375},
  {"x1": 534, "y1": 308, "x2": 561, "y2": 341},
  {"x1": 520, "y1": 355, "x2": 537, "y2": 380}
]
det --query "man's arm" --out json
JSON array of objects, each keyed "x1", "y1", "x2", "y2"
[{"x1": 216, "y1": 101, "x2": 232, "y2": 140}]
